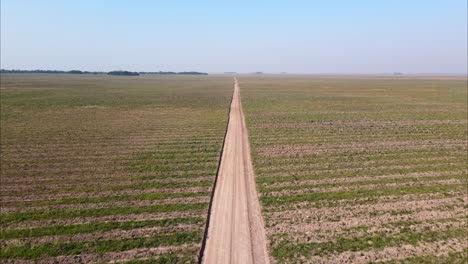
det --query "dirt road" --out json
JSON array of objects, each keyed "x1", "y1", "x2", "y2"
[{"x1": 201, "y1": 78, "x2": 270, "y2": 264}]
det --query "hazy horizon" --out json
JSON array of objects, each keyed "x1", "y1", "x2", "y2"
[{"x1": 1, "y1": 0, "x2": 467, "y2": 74}]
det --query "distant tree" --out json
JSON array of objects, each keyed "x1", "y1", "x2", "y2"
[
  {"x1": 177, "y1": 71, "x2": 208, "y2": 75},
  {"x1": 107, "y1": 71, "x2": 140, "y2": 76},
  {"x1": 1, "y1": 69, "x2": 207, "y2": 76},
  {"x1": 138, "y1": 71, "x2": 208, "y2": 75}
]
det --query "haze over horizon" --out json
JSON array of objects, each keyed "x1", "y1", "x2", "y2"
[{"x1": 1, "y1": 0, "x2": 467, "y2": 74}]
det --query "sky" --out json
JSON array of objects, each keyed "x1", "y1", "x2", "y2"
[{"x1": 1, "y1": 0, "x2": 467, "y2": 74}]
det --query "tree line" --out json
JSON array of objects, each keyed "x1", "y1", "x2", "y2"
[
  {"x1": 0, "y1": 69, "x2": 105, "y2": 74},
  {"x1": 1, "y1": 69, "x2": 209, "y2": 75}
]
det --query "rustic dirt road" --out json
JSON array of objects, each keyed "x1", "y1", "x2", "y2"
[{"x1": 201, "y1": 78, "x2": 270, "y2": 264}]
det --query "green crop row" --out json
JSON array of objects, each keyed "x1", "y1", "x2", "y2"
[
  {"x1": 261, "y1": 183, "x2": 464, "y2": 209},
  {"x1": 0, "y1": 202, "x2": 208, "y2": 224},
  {"x1": 271, "y1": 227, "x2": 465, "y2": 261},
  {"x1": 5, "y1": 191, "x2": 210, "y2": 208},
  {"x1": 1, "y1": 217, "x2": 204, "y2": 239},
  {"x1": 0, "y1": 231, "x2": 202, "y2": 259},
  {"x1": 260, "y1": 173, "x2": 465, "y2": 193},
  {"x1": 256, "y1": 164, "x2": 466, "y2": 184}
]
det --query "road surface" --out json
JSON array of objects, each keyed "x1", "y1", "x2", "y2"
[{"x1": 201, "y1": 78, "x2": 270, "y2": 264}]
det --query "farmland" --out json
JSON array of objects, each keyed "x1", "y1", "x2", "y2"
[
  {"x1": 1, "y1": 74, "x2": 467, "y2": 264},
  {"x1": 0, "y1": 74, "x2": 232, "y2": 263},
  {"x1": 241, "y1": 75, "x2": 467, "y2": 263}
]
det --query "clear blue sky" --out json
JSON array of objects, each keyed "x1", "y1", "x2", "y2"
[{"x1": 1, "y1": 0, "x2": 467, "y2": 73}]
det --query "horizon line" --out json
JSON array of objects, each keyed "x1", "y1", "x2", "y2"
[{"x1": 1, "y1": 68, "x2": 467, "y2": 76}]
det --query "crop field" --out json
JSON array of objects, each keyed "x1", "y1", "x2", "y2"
[
  {"x1": 241, "y1": 75, "x2": 467, "y2": 263},
  {"x1": 0, "y1": 74, "x2": 232, "y2": 263},
  {"x1": 1, "y1": 74, "x2": 466, "y2": 264}
]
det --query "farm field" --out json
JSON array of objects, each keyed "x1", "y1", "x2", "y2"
[
  {"x1": 0, "y1": 74, "x2": 232, "y2": 263},
  {"x1": 241, "y1": 75, "x2": 468, "y2": 263}
]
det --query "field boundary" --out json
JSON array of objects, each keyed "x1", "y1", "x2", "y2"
[{"x1": 197, "y1": 78, "x2": 235, "y2": 263}]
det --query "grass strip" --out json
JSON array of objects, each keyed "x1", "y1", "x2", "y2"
[
  {"x1": 252, "y1": 134, "x2": 466, "y2": 147},
  {"x1": 271, "y1": 227, "x2": 465, "y2": 262},
  {"x1": 1, "y1": 217, "x2": 204, "y2": 239},
  {"x1": 255, "y1": 152, "x2": 464, "y2": 168},
  {"x1": 342, "y1": 216, "x2": 466, "y2": 233},
  {"x1": 128, "y1": 148, "x2": 220, "y2": 157},
  {"x1": 0, "y1": 202, "x2": 208, "y2": 224},
  {"x1": 256, "y1": 164, "x2": 466, "y2": 185},
  {"x1": 8, "y1": 191, "x2": 210, "y2": 207},
  {"x1": 255, "y1": 147, "x2": 466, "y2": 161},
  {"x1": 0, "y1": 231, "x2": 201, "y2": 259},
  {"x1": 376, "y1": 249, "x2": 467, "y2": 264},
  {"x1": 128, "y1": 164, "x2": 217, "y2": 173},
  {"x1": 2, "y1": 172, "x2": 214, "y2": 186},
  {"x1": 261, "y1": 183, "x2": 464, "y2": 207},
  {"x1": 130, "y1": 172, "x2": 212, "y2": 180},
  {"x1": 255, "y1": 158, "x2": 466, "y2": 175},
  {"x1": 4, "y1": 180, "x2": 214, "y2": 197},
  {"x1": 117, "y1": 247, "x2": 199, "y2": 263},
  {"x1": 120, "y1": 254, "x2": 196, "y2": 264},
  {"x1": 314, "y1": 193, "x2": 461, "y2": 210},
  {"x1": 125, "y1": 157, "x2": 217, "y2": 166},
  {"x1": 129, "y1": 153, "x2": 218, "y2": 160},
  {"x1": 259, "y1": 173, "x2": 465, "y2": 193},
  {"x1": 109, "y1": 180, "x2": 213, "y2": 191}
]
